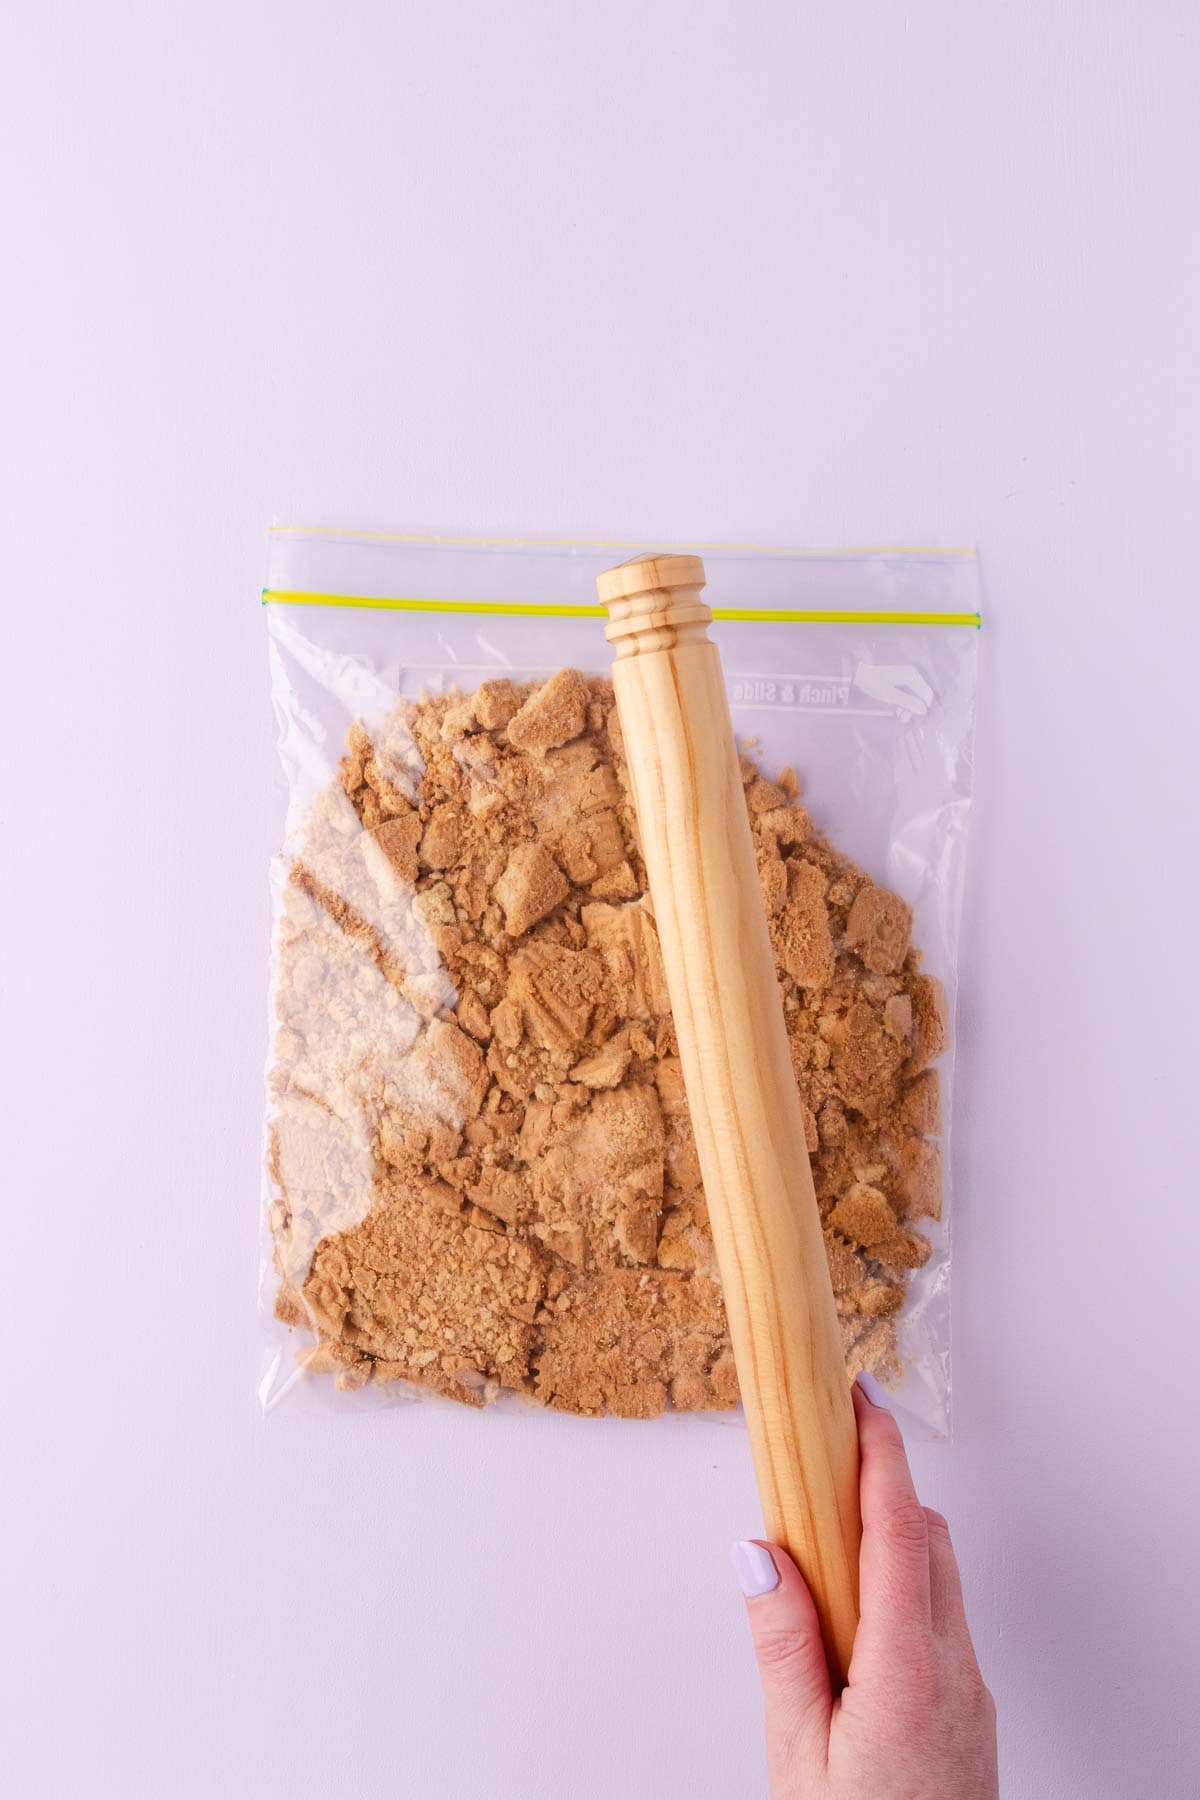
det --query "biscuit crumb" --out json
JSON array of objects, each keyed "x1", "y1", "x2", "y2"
[
  {"x1": 475, "y1": 679, "x2": 521, "y2": 730},
  {"x1": 772, "y1": 860, "x2": 835, "y2": 987},
  {"x1": 270, "y1": 669, "x2": 948, "y2": 1412},
  {"x1": 495, "y1": 841, "x2": 570, "y2": 937},
  {"x1": 899, "y1": 1070, "x2": 941, "y2": 1134},
  {"x1": 845, "y1": 883, "x2": 912, "y2": 974},
  {"x1": 505, "y1": 668, "x2": 589, "y2": 751},
  {"x1": 910, "y1": 974, "x2": 949, "y2": 1070}
]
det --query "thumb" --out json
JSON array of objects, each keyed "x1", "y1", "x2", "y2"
[{"x1": 732, "y1": 1540, "x2": 833, "y2": 1777}]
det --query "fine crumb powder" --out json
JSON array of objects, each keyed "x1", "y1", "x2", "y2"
[{"x1": 269, "y1": 670, "x2": 948, "y2": 1415}]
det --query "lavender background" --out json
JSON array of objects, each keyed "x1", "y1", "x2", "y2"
[{"x1": 2, "y1": 4, "x2": 1197, "y2": 1796}]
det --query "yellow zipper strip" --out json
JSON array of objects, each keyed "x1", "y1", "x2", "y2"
[{"x1": 262, "y1": 589, "x2": 981, "y2": 627}]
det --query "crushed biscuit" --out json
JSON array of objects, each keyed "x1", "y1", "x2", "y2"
[
  {"x1": 772, "y1": 860, "x2": 835, "y2": 987},
  {"x1": 505, "y1": 667, "x2": 590, "y2": 752},
  {"x1": 899, "y1": 1069, "x2": 942, "y2": 1135},
  {"x1": 269, "y1": 670, "x2": 947, "y2": 1409},
  {"x1": 474, "y1": 679, "x2": 521, "y2": 730},
  {"x1": 845, "y1": 883, "x2": 912, "y2": 975},
  {"x1": 494, "y1": 841, "x2": 569, "y2": 938},
  {"x1": 910, "y1": 973, "x2": 949, "y2": 1070}
]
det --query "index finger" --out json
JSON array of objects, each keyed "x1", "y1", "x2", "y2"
[{"x1": 852, "y1": 1376, "x2": 932, "y2": 1648}]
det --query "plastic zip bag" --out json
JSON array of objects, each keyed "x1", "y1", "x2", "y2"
[{"x1": 260, "y1": 531, "x2": 980, "y2": 1437}]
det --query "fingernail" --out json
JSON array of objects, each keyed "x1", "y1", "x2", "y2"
[
  {"x1": 731, "y1": 1540, "x2": 780, "y2": 1598},
  {"x1": 856, "y1": 1370, "x2": 891, "y2": 1410}
]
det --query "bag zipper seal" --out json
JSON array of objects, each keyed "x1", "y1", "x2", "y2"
[{"x1": 261, "y1": 590, "x2": 981, "y2": 628}]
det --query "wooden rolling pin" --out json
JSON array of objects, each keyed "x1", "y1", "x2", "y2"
[{"x1": 598, "y1": 552, "x2": 862, "y2": 1682}]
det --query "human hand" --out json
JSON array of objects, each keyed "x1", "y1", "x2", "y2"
[{"x1": 732, "y1": 1374, "x2": 998, "y2": 1799}]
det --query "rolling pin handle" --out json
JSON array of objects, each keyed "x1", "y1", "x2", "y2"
[{"x1": 597, "y1": 554, "x2": 713, "y2": 657}]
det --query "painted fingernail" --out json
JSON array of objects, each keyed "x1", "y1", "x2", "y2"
[
  {"x1": 731, "y1": 1540, "x2": 780, "y2": 1598},
  {"x1": 856, "y1": 1370, "x2": 891, "y2": 1411}
]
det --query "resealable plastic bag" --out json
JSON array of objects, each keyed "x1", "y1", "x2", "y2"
[{"x1": 260, "y1": 530, "x2": 980, "y2": 1437}]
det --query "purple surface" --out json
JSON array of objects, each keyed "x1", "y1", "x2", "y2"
[{"x1": 2, "y1": 5, "x2": 1197, "y2": 1797}]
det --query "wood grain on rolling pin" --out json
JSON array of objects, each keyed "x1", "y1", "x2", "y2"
[{"x1": 599, "y1": 554, "x2": 862, "y2": 1682}]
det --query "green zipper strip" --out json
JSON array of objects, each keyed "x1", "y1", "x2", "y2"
[{"x1": 261, "y1": 589, "x2": 981, "y2": 628}]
